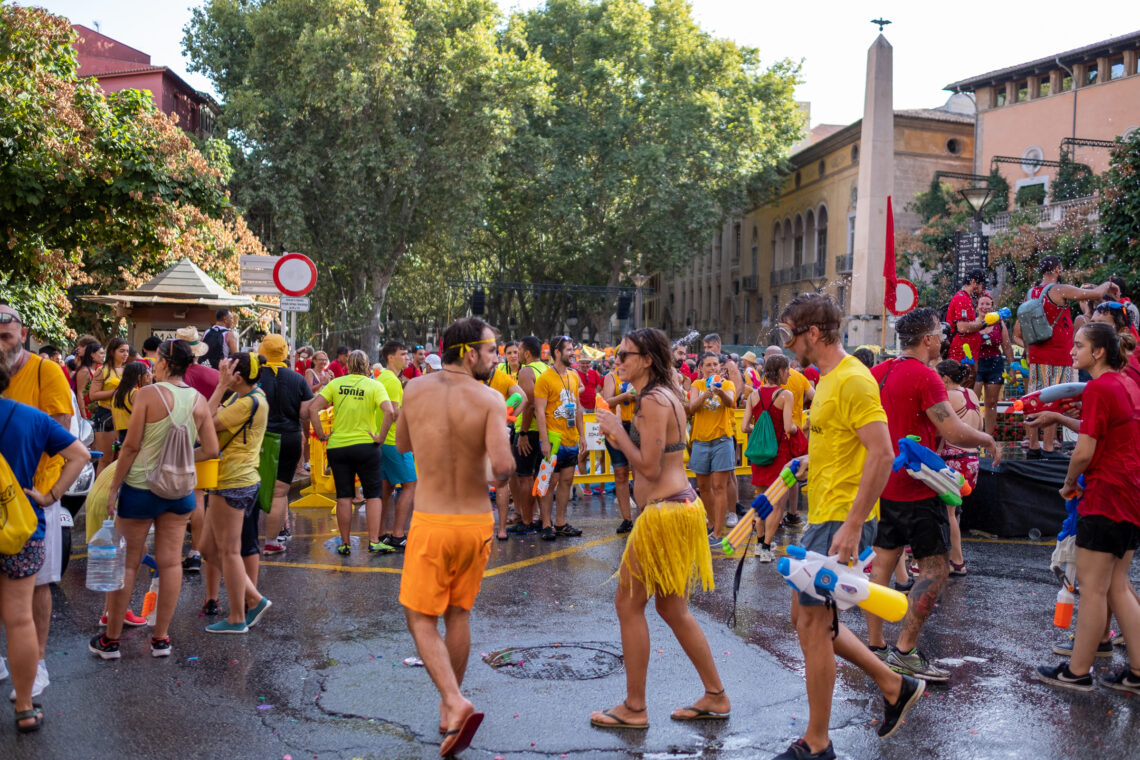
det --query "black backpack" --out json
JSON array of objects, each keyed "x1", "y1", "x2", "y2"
[{"x1": 201, "y1": 325, "x2": 228, "y2": 368}]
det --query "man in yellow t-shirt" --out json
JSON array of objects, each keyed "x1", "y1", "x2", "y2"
[
  {"x1": 532, "y1": 336, "x2": 586, "y2": 541},
  {"x1": 775, "y1": 293, "x2": 919, "y2": 760},
  {"x1": 1, "y1": 304, "x2": 75, "y2": 694},
  {"x1": 685, "y1": 352, "x2": 736, "y2": 540}
]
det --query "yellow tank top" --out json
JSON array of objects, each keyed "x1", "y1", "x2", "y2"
[
  {"x1": 611, "y1": 372, "x2": 636, "y2": 423},
  {"x1": 98, "y1": 365, "x2": 123, "y2": 409}
]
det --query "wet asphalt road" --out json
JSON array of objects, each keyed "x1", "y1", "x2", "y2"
[{"x1": 4, "y1": 489, "x2": 1140, "y2": 760}]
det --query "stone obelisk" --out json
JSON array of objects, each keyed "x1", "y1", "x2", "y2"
[{"x1": 847, "y1": 34, "x2": 894, "y2": 346}]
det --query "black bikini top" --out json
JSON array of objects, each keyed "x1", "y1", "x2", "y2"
[{"x1": 628, "y1": 388, "x2": 687, "y2": 453}]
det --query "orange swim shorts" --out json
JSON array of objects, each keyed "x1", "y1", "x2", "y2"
[{"x1": 398, "y1": 511, "x2": 494, "y2": 617}]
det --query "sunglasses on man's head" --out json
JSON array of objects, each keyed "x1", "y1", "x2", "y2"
[
  {"x1": 1095, "y1": 301, "x2": 1124, "y2": 312},
  {"x1": 0, "y1": 313, "x2": 23, "y2": 325}
]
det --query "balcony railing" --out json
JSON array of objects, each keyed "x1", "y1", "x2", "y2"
[
  {"x1": 742, "y1": 274, "x2": 759, "y2": 292},
  {"x1": 984, "y1": 196, "x2": 1098, "y2": 234},
  {"x1": 835, "y1": 254, "x2": 853, "y2": 274}
]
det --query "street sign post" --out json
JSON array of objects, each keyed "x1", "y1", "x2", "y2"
[
  {"x1": 279, "y1": 296, "x2": 310, "y2": 312},
  {"x1": 271, "y1": 253, "x2": 318, "y2": 353}
]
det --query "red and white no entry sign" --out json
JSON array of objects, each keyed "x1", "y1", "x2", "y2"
[{"x1": 273, "y1": 253, "x2": 317, "y2": 297}]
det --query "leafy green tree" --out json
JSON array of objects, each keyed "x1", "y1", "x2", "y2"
[
  {"x1": 184, "y1": 0, "x2": 551, "y2": 355},
  {"x1": 504, "y1": 0, "x2": 802, "y2": 293},
  {"x1": 1097, "y1": 131, "x2": 1140, "y2": 294},
  {"x1": 0, "y1": 6, "x2": 261, "y2": 343}
]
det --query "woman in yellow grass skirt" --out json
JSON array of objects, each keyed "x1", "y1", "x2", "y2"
[{"x1": 588, "y1": 328, "x2": 729, "y2": 730}]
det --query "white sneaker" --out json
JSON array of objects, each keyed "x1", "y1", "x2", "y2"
[
  {"x1": 8, "y1": 660, "x2": 48, "y2": 701},
  {"x1": 756, "y1": 547, "x2": 774, "y2": 563},
  {"x1": 0, "y1": 656, "x2": 8, "y2": 681},
  {"x1": 725, "y1": 512, "x2": 739, "y2": 527}
]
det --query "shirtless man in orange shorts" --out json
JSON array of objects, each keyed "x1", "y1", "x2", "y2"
[{"x1": 396, "y1": 316, "x2": 516, "y2": 758}]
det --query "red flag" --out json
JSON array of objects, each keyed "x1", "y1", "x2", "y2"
[{"x1": 883, "y1": 195, "x2": 897, "y2": 312}]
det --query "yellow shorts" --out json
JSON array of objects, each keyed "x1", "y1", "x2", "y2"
[{"x1": 398, "y1": 511, "x2": 494, "y2": 616}]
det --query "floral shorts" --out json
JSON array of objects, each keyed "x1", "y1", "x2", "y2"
[{"x1": 0, "y1": 538, "x2": 46, "y2": 580}]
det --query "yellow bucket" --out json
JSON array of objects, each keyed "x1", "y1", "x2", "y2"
[{"x1": 195, "y1": 458, "x2": 220, "y2": 490}]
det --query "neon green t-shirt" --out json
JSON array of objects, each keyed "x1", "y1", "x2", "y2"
[
  {"x1": 376, "y1": 368, "x2": 403, "y2": 446},
  {"x1": 514, "y1": 360, "x2": 548, "y2": 433},
  {"x1": 319, "y1": 374, "x2": 390, "y2": 448}
]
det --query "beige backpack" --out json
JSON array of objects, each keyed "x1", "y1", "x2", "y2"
[{"x1": 146, "y1": 386, "x2": 197, "y2": 499}]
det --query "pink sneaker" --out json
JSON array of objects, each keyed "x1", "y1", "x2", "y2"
[{"x1": 99, "y1": 610, "x2": 148, "y2": 627}]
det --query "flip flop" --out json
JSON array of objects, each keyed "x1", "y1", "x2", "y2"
[
  {"x1": 589, "y1": 709, "x2": 649, "y2": 730},
  {"x1": 670, "y1": 705, "x2": 730, "y2": 721},
  {"x1": 439, "y1": 710, "x2": 483, "y2": 757}
]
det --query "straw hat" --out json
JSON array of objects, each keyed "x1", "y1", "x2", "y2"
[
  {"x1": 740, "y1": 351, "x2": 758, "y2": 366},
  {"x1": 175, "y1": 326, "x2": 209, "y2": 357}
]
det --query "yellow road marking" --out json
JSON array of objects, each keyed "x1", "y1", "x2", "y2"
[
  {"x1": 261, "y1": 560, "x2": 403, "y2": 574},
  {"x1": 483, "y1": 534, "x2": 625, "y2": 577}
]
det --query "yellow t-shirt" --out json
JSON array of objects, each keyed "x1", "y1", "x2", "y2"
[
  {"x1": 216, "y1": 389, "x2": 269, "y2": 490},
  {"x1": 319, "y1": 374, "x2": 390, "y2": 448},
  {"x1": 3, "y1": 354, "x2": 73, "y2": 493},
  {"x1": 806, "y1": 355, "x2": 887, "y2": 524},
  {"x1": 111, "y1": 389, "x2": 134, "y2": 432},
  {"x1": 610, "y1": 372, "x2": 636, "y2": 423},
  {"x1": 533, "y1": 366, "x2": 581, "y2": 447},
  {"x1": 690, "y1": 378, "x2": 736, "y2": 441},
  {"x1": 488, "y1": 368, "x2": 516, "y2": 400},
  {"x1": 780, "y1": 368, "x2": 812, "y2": 429},
  {"x1": 376, "y1": 369, "x2": 403, "y2": 446},
  {"x1": 97, "y1": 365, "x2": 123, "y2": 409}
]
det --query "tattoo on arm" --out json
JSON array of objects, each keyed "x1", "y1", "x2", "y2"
[{"x1": 929, "y1": 402, "x2": 951, "y2": 423}]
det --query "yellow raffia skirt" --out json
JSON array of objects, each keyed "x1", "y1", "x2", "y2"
[{"x1": 620, "y1": 497, "x2": 714, "y2": 599}]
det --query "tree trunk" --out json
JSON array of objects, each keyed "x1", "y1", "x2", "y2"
[{"x1": 365, "y1": 266, "x2": 395, "y2": 362}]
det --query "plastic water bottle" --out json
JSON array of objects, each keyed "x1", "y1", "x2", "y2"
[
  {"x1": 1054, "y1": 587, "x2": 1075, "y2": 629},
  {"x1": 86, "y1": 519, "x2": 125, "y2": 592}
]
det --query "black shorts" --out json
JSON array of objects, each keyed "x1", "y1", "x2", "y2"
[
  {"x1": 327, "y1": 442, "x2": 384, "y2": 500},
  {"x1": 276, "y1": 429, "x2": 303, "y2": 484},
  {"x1": 605, "y1": 421, "x2": 631, "y2": 470},
  {"x1": 91, "y1": 406, "x2": 114, "y2": 433},
  {"x1": 1076, "y1": 514, "x2": 1140, "y2": 559},
  {"x1": 976, "y1": 356, "x2": 1005, "y2": 386},
  {"x1": 204, "y1": 490, "x2": 261, "y2": 557},
  {"x1": 514, "y1": 430, "x2": 543, "y2": 478},
  {"x1": 875, "y1": 496, "x2": 950, "y2": 560}
]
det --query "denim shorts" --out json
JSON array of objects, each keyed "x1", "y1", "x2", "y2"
[
  {"x1": 606, "y1": 422, "x2": 632, "y2": 470},
  {"x1": 796, "y1": 519, "x2": 878, "y2": 607},
  {"x1": 91, "y1": 406, "x2": 115, "y2": 433},
  {"x1": 976, "y1": 355, "x2": 1005, "y2": 386},
  {"x1": 554, "y1": 445, "x2": 580, "y2": 473},
  {"x1": 689, "y1": 436, "x2": 736, "y2": 475},
  {"x1": 381, "y1": 444, "x2": 418, "y2": 485},
  {"x1": 118, "y1": 482, "x2": 196, "y2": 519}
]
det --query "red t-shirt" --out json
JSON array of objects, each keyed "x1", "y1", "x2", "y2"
[
  {"x1": 403, "y1": 364, "x2": 422, "y2": 380},
  {"x1": 870, "y1": 357, "x2": 950, "y2": 502},
  {"x1": 947, "y1": 289, "x2": 980, "y2": 362},
  {"x1": 576, "y1": 368, "x2": 601, "y2": 410},
  {"x1": 1026, "y1": 284, "x2": 1074, "y2": 367},
  {"x1": 802, "y1": 366, "x2": 820, "y2": 386},
  {"x1": 1078, "y1": 371, "x2": 1140, "y2": 526},
  {"x1": 328, "y1": 360, "x2": 347, "y2": 378},
  {"x1": 184, "y1": 362, "x2": 219, "y2": 399},
  {"x1": 294, "y1": 358, "x2": 311, "y2": 374}
]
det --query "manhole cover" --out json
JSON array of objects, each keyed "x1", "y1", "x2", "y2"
[{"x1": 483, "y1": 641, "x2": 623, "y2": 680}]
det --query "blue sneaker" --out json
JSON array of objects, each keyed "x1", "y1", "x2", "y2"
[
  {"x1": 206, "y1": 620, "x2": 249, "y2": 635},
  {"x1": 245, "y1": 598, "x2": 272, "y2": 628}
]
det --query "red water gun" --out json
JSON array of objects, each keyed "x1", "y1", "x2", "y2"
[{"x1": 1007, "y1": 382, "x2": 1085, "y2": 416}]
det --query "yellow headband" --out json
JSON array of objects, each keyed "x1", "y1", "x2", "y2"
[
  {"x1": 249, "y1": 354, "x2": 260, "y2": 380},
  {"x1": 448, "y1": 338, "x2": 494, "y2": 357}
]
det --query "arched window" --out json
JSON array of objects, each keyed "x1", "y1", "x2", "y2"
[
  {"x1": 751, "y1": 225, "x2": 759, "y2": 279},
  {"x1": 804, "y1": 209, "x2": 816, "y2": 264},
  {"x1": 793, "y1": 215, "x2": 804, "y2": 269},
  {"x1": 816, "y1": 205, "x2": 828, "y2": 264},
  {"x1": 782, "y1": 219, "x2": 792, "y2": 269}
]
